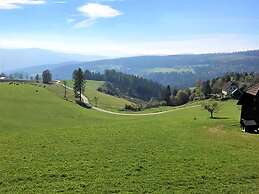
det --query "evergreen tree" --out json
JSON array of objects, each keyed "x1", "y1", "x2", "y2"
[
  {"x1": 201, "y1": 81, "x2": 212, "y2": 98},
  {"x1": 73, "y1": 68, "x2": 85, "y2": 102},
  {"x1": 42, "y1": 70, "x2": 52, "y2": 84},
  {"x1": 35, "y1": 74, "x2": 40, "y2": 82},
  {"x1": 171, "y1": 87, "x2": 178, "y2": 96},
  {"x1": 165, "y1": 85, "x2": 171, "y2": 105}
]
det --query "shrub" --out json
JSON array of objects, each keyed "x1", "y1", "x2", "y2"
[{"x1": 125, "y1": 104, "x2": 143, "y2": 112}]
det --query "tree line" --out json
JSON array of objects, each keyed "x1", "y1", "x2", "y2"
[
  {"x1": 84, "y1": 69, "x2": 165, "y2": 101},
  {"x1": 1, "y1": 70, "x2": 53, "y2": 84}
]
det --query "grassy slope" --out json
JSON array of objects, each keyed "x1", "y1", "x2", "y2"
[
  {"x1": 46, "y1": 83, "x2": 75, "y2": 103},
  {"x1": 1, "y1": 83, "x2": 259, "y2": 193},
  {"x1": 68, "y1": 80, "x2": 133, "y2": 111}
]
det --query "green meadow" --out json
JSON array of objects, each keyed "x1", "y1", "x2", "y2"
[
  {"x1": 147, "y1": 67, "x2": 194, "y2": 73},
  {"x1": 67, "y1": 80, "x2": 133, "y2": 111},
  {"x1": 1, "y1": 83, "x2": 259, "y2": 193}
]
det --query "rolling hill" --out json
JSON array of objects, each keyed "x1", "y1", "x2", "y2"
[
  {"x1": 1, "y1": 82, "x2": 259, "y2": 193},
  {"x1": 67, "y1": 80, "x2": 134, "y2": 111},
  {"x1": 15, "y1": 50, "x2": 259, "y2": 87}
]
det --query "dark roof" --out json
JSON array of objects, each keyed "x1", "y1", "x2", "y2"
[
  {"x1": 246, "y1": 83, "x2": 259, "y2": 96},
  {"x1": 222, "y1": 82, "x2": 237, "y2": 91}
]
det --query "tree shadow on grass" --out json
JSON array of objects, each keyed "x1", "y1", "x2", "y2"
[{"x1": 212, "y1": 117, "x2": 229, "y2": 120}]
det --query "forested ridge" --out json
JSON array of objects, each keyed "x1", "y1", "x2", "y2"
[{"x1": 84, "y1": 69, "x2": 164, "y2": 101}]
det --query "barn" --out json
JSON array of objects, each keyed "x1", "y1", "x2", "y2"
[{"x1": 237, "y1": 83, "x2": 259, "y2": 132}]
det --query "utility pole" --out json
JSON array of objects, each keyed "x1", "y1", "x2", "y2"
[{"x1": 63, "y1": 81, "x2": 67, "y2": 99}]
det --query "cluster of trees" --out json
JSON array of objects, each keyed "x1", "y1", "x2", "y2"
[
  {"x1": 85, "y1": 69, "x2": 164, "y2": 101},
  {"x1": 7, "y1": 72, "x2": 27, "y2": 80},
  {"x1": 31, "y1": 70, "x2": 53, "y2": 83},
  {"x1": 84, "y1": 70, "x2": 104, "y2": 81},
  {"x1": 162, "y1": 72, "x2": 259, "y2": 107},
  {"x1": 1, "y1": 70, "x2": 53, "y2": 84},
  {"x1": 195, "y1": 72, "x2": 259, "y2": 98},
  {"x1": 163, "y1": 86, "x2": 192, "y2": 106},
  {"x1": 0, "y1": 72, "x2": 6, "y2": 77}
]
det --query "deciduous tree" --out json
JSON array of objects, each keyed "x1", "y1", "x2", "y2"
[{"x1": 202, "y1": 101, "x2": 220, "y2": 118}]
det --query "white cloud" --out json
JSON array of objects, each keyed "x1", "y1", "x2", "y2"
[
  {"x1": 78, "y1": 3, "x2": 121, "y2": 18},
  {"x1": 75, "y1": 3, "x2": 122, "y2": 28},
  {"x1": 0, "y1": 0, "x2": 45, "y2": 10}
]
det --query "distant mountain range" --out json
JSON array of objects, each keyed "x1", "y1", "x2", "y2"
[
  {"x1": 5, "y1": 49, "x2": 259, "y2": 88},
  {"x1": 0, "y1": 48, "x2": 105, "y2": 71}
]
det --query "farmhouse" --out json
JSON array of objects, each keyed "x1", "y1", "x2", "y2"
[
  {"x1": 238, "y1": 83, "x2": 259, "y2": 132},
  {"x1": 222, "y1": 82, "x2": 239, "y2": 98}
]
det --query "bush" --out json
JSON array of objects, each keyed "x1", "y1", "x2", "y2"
[
  {"x1": 98, "y1": 82, "x2": 120, "y2": 97},
  {"x1": 125, "y1": 104, "x2": 143, "y2": 112},
  {"x1": 145, "y1": 98, "x2": 162, "y2": 109}
]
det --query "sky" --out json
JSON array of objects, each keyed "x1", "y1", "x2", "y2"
[{"x1": 0, "y1": 0, "x2": 258, "y2": 56}]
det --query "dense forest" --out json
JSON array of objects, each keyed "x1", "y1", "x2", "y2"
[{"x1": 84, "y1": 69, "x2": 165, "y2": 101}]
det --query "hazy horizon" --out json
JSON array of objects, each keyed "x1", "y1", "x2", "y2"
[{"x1": 0, "y1": 0, "x2": 258, "y2": 57}]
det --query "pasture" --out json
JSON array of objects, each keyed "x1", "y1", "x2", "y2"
[
  {"x1": 1, "y1": 83, "x2": 259, "y2": 193},
  {"x1": 67, "y1": 80, "x2": 133, "y2": 111}
]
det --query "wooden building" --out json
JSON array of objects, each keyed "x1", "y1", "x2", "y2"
[
  {"x1": 222, "y1": 82, "x2": 239, "y2": 98},
  {"x1": 237, "y1": 83, "x2": 259, "y2": 132}
]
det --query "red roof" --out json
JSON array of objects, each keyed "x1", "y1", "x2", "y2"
[{"x1": 246, "y1": 83, "x2": 259, "y2": 96}]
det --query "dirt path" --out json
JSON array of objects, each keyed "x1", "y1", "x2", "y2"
[
  {"x1": 57, "y1": 81, "x2": 199, "y2": 116},
  {"x1": 92, "y1": 105, "x2": 199, "y2": 116}
]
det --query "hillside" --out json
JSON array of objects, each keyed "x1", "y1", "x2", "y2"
[
  {"x1": 16, "y1": 50, "x2": 259, "y2": 87},
  {"x1": 1, "y1": 83, "x2": 259, "y2": 193},
  {"x1": 67, "y1": 80, "x2": 134, "y2": 111}
]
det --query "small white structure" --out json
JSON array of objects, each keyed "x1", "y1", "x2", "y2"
[
  {"x1": 222, "y1": 82, "x2": 238, "y2": 98},
  {"x1": 0, "y1": 76, "x2": 7, "y2": 80}
]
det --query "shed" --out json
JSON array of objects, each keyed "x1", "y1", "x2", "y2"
[{"x1": 237, "y1": 83, "x2": 259, "y2": 132}]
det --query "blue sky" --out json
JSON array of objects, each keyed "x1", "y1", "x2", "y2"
[{"x1": 0, "y1": 0, "x2": 258, "y2": 56}]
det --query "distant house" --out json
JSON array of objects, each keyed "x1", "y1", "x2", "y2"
[
  {"x1": 0, "y1": 76, "x2": 7, "y2": 80},
  {"x1": 237, "y1": 83, "x2": 259, "y2": 132},
  {"x1": 222, "y1": 82, "x2": 239, "y2": 98}
]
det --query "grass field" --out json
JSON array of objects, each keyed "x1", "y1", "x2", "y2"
[
  {"x1": 147, "y1": 67, "x2": 194, "y2": 73},
  {"x1": 1, "y1": 83, "x2": 259, "y2": 193},
  {"x1": 67, "y1": 80, "x2": 133, "y2": 111}
]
